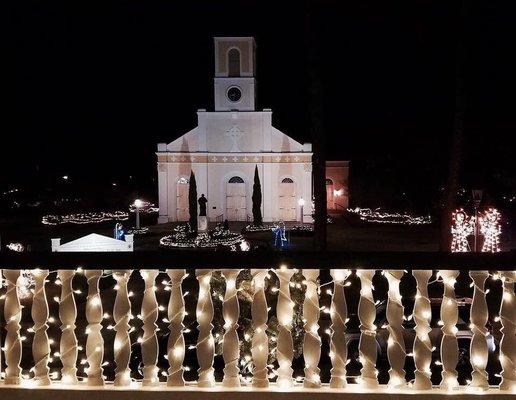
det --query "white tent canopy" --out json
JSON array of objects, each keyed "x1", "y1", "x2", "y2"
[{"x1": 51, "y1": 233, "x2": 134, "y2": 252}]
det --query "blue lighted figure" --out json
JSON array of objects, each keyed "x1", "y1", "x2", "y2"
[
  {"x1": 272, "y1": 221, "x2": 288, "y2": 248},
  {"x1": 114, "y1": 223, "x2": 125, "y2": 241}
]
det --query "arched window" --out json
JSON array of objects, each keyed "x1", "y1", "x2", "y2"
[
  {"x1": 228, "y1": 48, "x2": 241, "y2": 77},
  {"x1": 281, "y1": 177, "x2": 294, "y2": 183},
  {"x1": 228, "y1": 176, "x2": 244, "y2": 184},
  {"x1": 326, "y1": 178, "x2": 334, "y2": 185},
  {"x1": 178, "y1": 177, "x2": 189, "y2": 184}
]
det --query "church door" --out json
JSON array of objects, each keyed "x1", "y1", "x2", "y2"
[
  {"x1": 176, "y1": 179, "x2": 189, "y2": 221},
  {"x1": 226, "y1": 176, "x2": 246, "y2": 221},
  {"x1": 326, "y1": 178, "x2": 335, "y2": 210},
  {"x1": 279, "y1": 178, "x2": 296, "y2": 221}
]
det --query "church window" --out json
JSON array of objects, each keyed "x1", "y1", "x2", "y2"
[
  {"x1": 228, "y1": 48, "x2": 241, "y2": 77},
  {"x1": 228, "y1": 176, "x2": 244, "y2": 184},
  {"x1": 281, "y1": 177, "x2": 294, "y2": 183},
  {"x1": 326, "y1": 178, "x2": 334, "y2": 185},
  {"x1": 178, "y1": 177, "x2": 189, "y2": 184}
]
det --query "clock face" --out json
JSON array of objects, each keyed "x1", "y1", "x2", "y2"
[{"x1": 227, "y1": 86, "x2": 242, "y2": 102}]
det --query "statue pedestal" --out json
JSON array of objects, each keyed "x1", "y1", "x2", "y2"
[{"x1": 198, "y1": 216, "x2": 208, "y2": 232}]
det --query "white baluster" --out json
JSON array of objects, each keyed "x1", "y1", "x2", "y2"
[
  {"x1": 329, "y1": 269, "x2": 350, "y2": 388},
  {"x1": 251, "y1": 269, "x2": 269, "y2": 388},
  {"x1": 58, "y1": 270, "x2": 78, "y2": 384},
  {"x1": 303, "y1": 269, "x2": 321, "y2": 388},
  {"x1": 32, "y1": 269, "x2": 50, "y2": 385},
  {"x1": 3, "y1": 270, "x2": 22, "y2": 384},
  {"x1": 141, "y1": 270, "x2": 159, "y2": 386},
  {"x1": 84, "y1": 270, "x2": 104, "y2": 386},
  {"x1": 221, "y1": 269, "x2": 241, "y2": 387},
  {"x1": 412, "y1": 270, "x2": 432, "y2": 390},
  {"x1": 196, "y1": 269, "x2": 215, "y2": 387},
  {"x1": 113, "y1": 269, "x2": 132, "y2": 386},
  {"x1": 275, "y1": 266, "x2": 295, "y2": 388},
  {"x1": 469, "y1": 270, "x2": 489, "y2": 390},
  {"x1": 499, "y1": 271, "x2": 516, "y2": 391},
  {"x1": 439, "y1": 270, "x2": 459, "y2": 390},
  {"x1": 385, "y1": 270, "x2": 406, "y2": 388},
  {"x1": 357, "y1": 270, "x2": 378, "y2": 389},
  {"x1": 167, "y1": 269, "x2": 186, "y2": 387}
]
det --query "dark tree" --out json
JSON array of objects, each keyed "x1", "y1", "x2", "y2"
[
  {"x1": 440, "y1": 0, "x2": 468, "y2": 251},
  {"x1": 189, "y1": 170, "x2": 198, "y2": 234},
  {"x1": 252, "y1": 165, "x2": 263, "y2": 226},
  {"x1": 305, "y1": 0, "x2": 327, "y2": 250}
]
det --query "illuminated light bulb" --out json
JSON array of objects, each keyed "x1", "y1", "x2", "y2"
[
  {"x1": 472, "y1": 356, "x2": 484, "y2": 366},
  {"x1": 173, "y1": 347, "x2": 183, "y2": 358}
]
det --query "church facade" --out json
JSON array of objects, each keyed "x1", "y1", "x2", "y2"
[{"x1": 157, "y1": 37, "x2": 348, "y2": 223}]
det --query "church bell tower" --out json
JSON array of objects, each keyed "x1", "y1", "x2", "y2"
[{"x1": 213, "y1": 37, "x2": 256, "y2": 111}]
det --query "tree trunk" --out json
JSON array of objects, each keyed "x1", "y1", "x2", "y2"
[
  {"x1": 440, "y1": 1, "x2": 468, "y2": 251},
  {"x1": 305, "y1": 0, "x2": 327, "y2": 250},
  {"x1": 189, "y1": 170, "x2": 198, "y2": 234}
]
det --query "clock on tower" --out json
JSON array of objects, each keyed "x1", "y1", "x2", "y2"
[{"x1": 213, "y1": 37, "x2": 256, "y2": 111}]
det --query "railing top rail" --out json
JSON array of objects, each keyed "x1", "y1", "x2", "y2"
[{"x1": 0, "y1": 250, "x2": 515, "y2": 270}]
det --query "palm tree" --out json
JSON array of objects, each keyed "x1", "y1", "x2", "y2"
[
  {"x1": 440, "y1": 0, "x2": 468, "y2": 251},
  {"x1": 305, "y1": 0, "x2": 327, "y2": 250}
]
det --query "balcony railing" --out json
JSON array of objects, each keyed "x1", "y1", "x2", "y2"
[{"x1": 0, "y1": 251, "x2": 514, "y2": 399}]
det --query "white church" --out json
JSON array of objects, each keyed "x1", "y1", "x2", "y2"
[{"x1": 157, "y1": 37, "x2": 348, "y2": 223}]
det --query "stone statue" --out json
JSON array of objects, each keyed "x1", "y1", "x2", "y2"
[{"x1": 198, "y1": 194, "x2": 208, "y2": 216}]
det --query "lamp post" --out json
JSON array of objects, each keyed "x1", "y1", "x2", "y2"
[
  {"x1": 472, "y1": 190, "x2": 483, "y2": 252},
  {"x1": 298, "y1": 197, "x2": 305, "y2": 224},
  {"x1": 134, "y1": 199, "x2": 143, "y2": 230}
]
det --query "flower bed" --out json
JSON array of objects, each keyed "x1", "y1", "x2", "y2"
[{"x1": 160, "y1": 224, "x2": 246, "y2": 249}]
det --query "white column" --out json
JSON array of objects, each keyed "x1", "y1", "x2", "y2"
[
  {"x1": 84, "y1": 270, "x2": 104, "y2": 386},
  {"x1": 221, "y1": 269, "x2": 241, "y2": 387},
  {"x1": 275, "y1": 266, "x2": 295, "y2": 388},
  {"x1": 329, "y1": 269, "x2": 350, "y2": 388},
  {"x1": 3, "y1": 270, "x2": 22, "y2": 385},
  {"x1": 303, "y1": 269, "x2": 321, "y2": 388},
  {"x1": 385, "y1": 270, "x2": 406, "y2": 388},
  {"x1": 167, "y1": 269, "x2": 186, "y2": 386},
  {"x1": 31, "y1": 269, "x2": 51, "y2": 385},
  {"x1": 499, "y1": 271, "x2": 516, "y2": 391},
  {"x1": 439, "y1": 270, "x2": 459, "y2": 390},
  {"x1": 251, "y1": 269, "x2": 269, "y2": 388},
  {"x1": 58, "y1": 270, "x2": 78, "y2": 384},
  {"x1": 412, "y1": 270, "x2": 432, "y2": 390},
  {"x1": 141, "y1": 270, "x2": 159, "y2": 386},
  {"x1": 469, "y1": 271, "x2": 489, "y2": 390},
  {"x1": 157, "y1": 162, "x2": 169, "y2": 223},
  {"x1": 196, "y1": 269, "x2": 215, "y2": 387},
  {"x1": 357, "y1": 270, "x2": 378, "y2": 389},
  {"x1": 113, "y1": 270, "x2": 132, "y2": 386}
]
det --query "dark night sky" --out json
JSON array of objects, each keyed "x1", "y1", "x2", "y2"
[{"x1": 6, "y1": 1, "x2": 516, "y2": 210}]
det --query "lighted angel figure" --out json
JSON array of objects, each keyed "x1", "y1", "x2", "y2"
[
  {"x1": 451, "y1": 209, "x2": 474, "y2": 252},
  {"x1": 479, "y1": 208, "x2": 501, "y2": 253}
]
